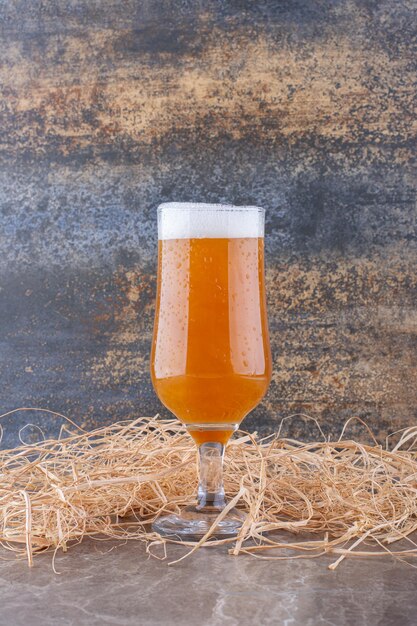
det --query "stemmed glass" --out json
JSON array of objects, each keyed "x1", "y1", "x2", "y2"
[{"x1": 150, "y1": 202, "x2": 271, "y2": 538}]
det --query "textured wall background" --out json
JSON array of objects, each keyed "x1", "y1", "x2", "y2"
[{"x1": 0, "y1": 1, "x2": 416, "y2": 445}]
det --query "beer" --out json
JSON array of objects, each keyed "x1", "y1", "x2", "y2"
[{"x1": 150, "y1": 203, "x2": 271, "y2": 445}]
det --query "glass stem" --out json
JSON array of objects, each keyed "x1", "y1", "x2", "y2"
[{"x1": 196, "y1": 442, "x2": 226, "y2": 511}]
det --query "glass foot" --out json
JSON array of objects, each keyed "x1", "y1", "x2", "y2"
[{"x1": 152, "y1": 505, "x2": 245, "y2": 540}]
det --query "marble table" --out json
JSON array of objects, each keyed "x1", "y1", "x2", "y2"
[{"x1": 0, "y1": 538, "x2": 415, "y2": 625}]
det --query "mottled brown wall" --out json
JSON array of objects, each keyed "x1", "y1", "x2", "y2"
[{"x1": 0, "y1": 1, "x2": 416, "y2": 445}]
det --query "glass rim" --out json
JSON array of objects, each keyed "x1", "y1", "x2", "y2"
[{"x1": 158, "y1": 202, "x2": 264, "y2": 214}]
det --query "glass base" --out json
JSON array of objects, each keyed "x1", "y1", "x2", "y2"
[{"x1": 152, "y1": 505, "x2": 245, "y2": 541}]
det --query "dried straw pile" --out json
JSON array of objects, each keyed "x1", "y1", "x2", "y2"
[{"x1": 1, "y1": 409, "x2": 416, "y2": 570}]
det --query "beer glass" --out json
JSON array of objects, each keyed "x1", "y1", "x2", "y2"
[{"x1": 150, "y1": 203, "x2": 271, "y2": 538}]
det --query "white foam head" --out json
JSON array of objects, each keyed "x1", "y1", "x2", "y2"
[{"x1": 158, "y1": 202, "x2": 264, "y2": 240}]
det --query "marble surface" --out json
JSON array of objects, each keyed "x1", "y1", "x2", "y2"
[{"x1": 0, "y1": 539, "x2": 415, "y2": 626}]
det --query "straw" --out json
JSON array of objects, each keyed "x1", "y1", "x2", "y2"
[{"x1": 0, "y1": 409, "x2": 416, "y2": 570}]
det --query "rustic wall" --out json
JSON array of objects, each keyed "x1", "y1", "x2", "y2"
[{"x1": 0, "y1": 1, "x2": 416, "y2": 445}]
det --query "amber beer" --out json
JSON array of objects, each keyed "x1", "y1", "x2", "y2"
[{"x1": 151, "y1": 203, "x2": 271, "y2": 445}]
